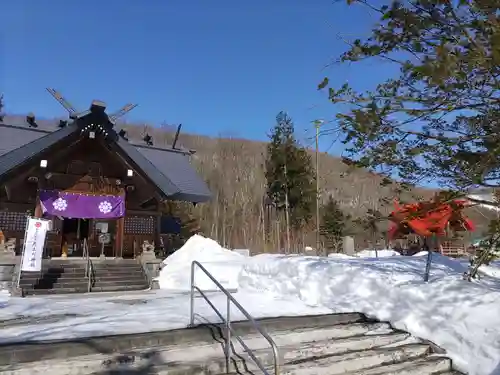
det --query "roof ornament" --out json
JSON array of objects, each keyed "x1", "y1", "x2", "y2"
[
  {"x1": 118, "y1": 129, "x2": 128, "y2": 140},
  {"x1": 143, "y1": 133, "x2": 153, "y2": 146},
  {"x1": 172, "y1": 124, "x2": 182, "y2": 149},
  {"x1": 26, "y1": 113, "x2": 38, "y2": 128},
  {"x1": 45, "y1": 88, "x2": 138, "y2": 139},
  {"x1": 109, "y1": 103, "x2": 138, "y2": 125},
  {"x1": 140, "y1": 124, "x2": 154, "y2": 146},
  {"x1": 46, "y1": 88, "x2": 78, "y2": 119}
]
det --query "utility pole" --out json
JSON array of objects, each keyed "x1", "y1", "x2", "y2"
[
  {"x1": 314, "y1": 120, "x2": 323, "y2": 254},
  {"x1": 284, "y1": 163, "x2": 291, "y2": 253}
]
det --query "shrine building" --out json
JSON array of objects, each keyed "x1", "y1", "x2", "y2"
[{"x1": 0, "y1": 98, "x2": 211, "y2": 259}]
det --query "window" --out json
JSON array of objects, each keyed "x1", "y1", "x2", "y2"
[
  {"x1": 0, "y1": 212, "x2": 28, "y2": 231},
  {"x1": 124, "y1": 216, "x2": 155, "y2": 234}
]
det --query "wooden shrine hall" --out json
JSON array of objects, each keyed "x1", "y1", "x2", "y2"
[{"x1": 0, "y1": 91, "x2": 211, "y2": 259}]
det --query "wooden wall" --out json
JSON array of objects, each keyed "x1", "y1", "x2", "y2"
[{"x1": 0, "y1": 136, "x2": 163, "y2": 258}]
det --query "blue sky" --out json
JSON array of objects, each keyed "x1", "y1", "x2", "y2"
[{"x1": 1, "y1": 0, "x2": 394, "y2": 152}]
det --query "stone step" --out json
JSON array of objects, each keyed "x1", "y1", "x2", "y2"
[
  {"x1": 0, "y1": 315, "x2": 373, "y2": 365},
  {"x1": 0, "y1": 338, "x2": 434, "y2": 375},
  {"x1": 92, "y1": 270, "x2": 146, "y2": 276},
  {"x1": 38, "y1": 263, "x2": 85, "y2": 268},
  {"x1": 226, "y1": 344, "x2": 433, "y2": 375},
  {"x1": 24, "y1": 281, "x2": 88, "y2": 289},
  {"x1": 23, "y1": 287, "x2": 90, "y2": 296},
  {"x1": 182, "y1": 338, "x2": 428, "y2": 375},
  {"x1": 221, "y1": 357, "x2": 452, "y2": 375},
  {"x1": 45, "y1": 260, "x2": 141, "y2": 264},
  {"x1": 21, "y1": 268, "x2": 85, "y2": 275},
  {"x1": 89, "y1": 284, "x2": 149, "y2": 292},
  {"x1": 91, "y1": 263, "x2": 143, "y2": 268},
  {"x1": 340, "y1": 356, "x2": 452, "y2": 374},
  {"x1": 21, "y1": 279, "x2": 148, "y2": 290},
  {"x1": 20, "y1": 269, "x2": 145, "y2": 282},
  {"x1": 30, "y1": 263, "x2": 142, "y2": 272},
  {"x1": 93, "y1": 279, "x2": 148, "y2": 287},
  {"x1": 31, "y1": 283, "x2": 148, "y2": 294},
  {"x1": 24, "y1": 263, "x2": 143, "y2": 270},
  {"x1": 20, "y1": 273, "x2": 146, "y2": 284}
]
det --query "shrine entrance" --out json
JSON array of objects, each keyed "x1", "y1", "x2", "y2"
[
  {"x1": 61, "y1": 218, "x2": 90, "y2": 257},
  {"x1": 39, "y1": 190, "x2": 125, "y2": 259},
  {"x1": 93, "y1": 219, "x2": 118, "y2": 257}
]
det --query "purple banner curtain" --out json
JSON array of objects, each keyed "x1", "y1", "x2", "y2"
[{"x1": 39, "y1": 190, "x2": 125, "y2": 219}]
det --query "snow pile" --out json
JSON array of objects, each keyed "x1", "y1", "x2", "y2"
[
  {"x1": 239, "y1": 253, "x2": 500, "y2": 375},
  {"x1": 233, "y1": 249, "x2": 250, "y2": 257},
  {"x1": 157, "y1": 235, "x2": 245, "y2": 291},
  {"x1": 478, "y1": 261, "x2": 500, "y2": 279},
  {"x1": 411, "y1": 251, "x2": 470, "y2": 271},
  {"x1": 413, "y1": 250, "x2": 429, "y2": 257},
  {"x1": 468, "y1": 193, "x2": 500, "y2": 212},
  {"x1": 356, "y1": 249, "x2": 401, "y2": 258},
  {"x1": 0, "y1": 290, "x2": 10, "y2": 308},
  {"x1": 327, "y1": 253, "x2": 354, "y2": 259}
]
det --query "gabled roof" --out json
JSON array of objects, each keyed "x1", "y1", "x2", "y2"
[
  {"x1": 0, "y1": 115, "x2": 211, "y2": 203},
  {"x1": 135, "y1": 144, "x2": 212, "y2": 202},
  {"x1": 0, "y1": 123, "x2": 79, "y2": 177}
]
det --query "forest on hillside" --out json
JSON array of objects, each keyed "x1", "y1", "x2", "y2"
[
  {"x1": 120, "y1": 121, "x2": 455, "y2": 252},
  {"x1": 0, "y1": 111, "x2": 494, "y2": 253},
  {"x1": 122, "y1": 121, "x2": 495, "y2": 253}
]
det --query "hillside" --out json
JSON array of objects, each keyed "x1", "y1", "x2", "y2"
[
  {"x1": 127, "y1": 124, "x2": 499, "y2": 250},
  {"x1": 123, "y1": 124, "x2": 438, "y2": 250},
  {"x1": 3, "y1": 116, "x2": 492, "y2": 251}
]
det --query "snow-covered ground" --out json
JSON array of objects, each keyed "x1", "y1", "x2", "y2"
[
  {"x1": 1, "y1": 235, "x2": 500, "y2": 375},
  {"x1": 356, "y1": 249, "x2": 401, "y2": 258},
  {"x1": 468, "y1": 193, "x2": 500, "y2": 212},
  {"x1": 241, "y1": 252, "x2": 500, "y2": 375}
]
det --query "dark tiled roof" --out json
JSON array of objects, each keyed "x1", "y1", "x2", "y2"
[
  {"x1": 0, "y1": 124, "x2": 52, "y2": 157},
  {"x1": 115, "y1": 137, "x2": 181, "y2": 197},
  {"x1": 136, "y1": 145, "x2": 212, "y2": 202},
  {"x1": 0, "y1": 123, "x2": 79, "y2": 177},
  {"x1": 0, "y1": 115, "x2": 62, "y2": 131},
  {"x1": 0, "y1": 115, "x2": 211, "y2": 203}
]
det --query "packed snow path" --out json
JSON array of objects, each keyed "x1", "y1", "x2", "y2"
[{"x1": 0, "y1": 313, "x2": 458, "y2": 375}]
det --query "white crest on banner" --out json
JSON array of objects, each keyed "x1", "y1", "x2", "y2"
[{"x1": 20, "y1": 218, "x2": 50, "y2": 272}]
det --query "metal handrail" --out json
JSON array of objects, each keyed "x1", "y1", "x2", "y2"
[
  {"x1": 189, "y1": 261, "x2": 280, "y2": 375},
  {"x1": 83, "y1": 238, "x2": 94, "y2": 293}
]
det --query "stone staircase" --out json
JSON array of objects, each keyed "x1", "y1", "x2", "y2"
[
  {"x1": 19, "y1": 259, "x2": 149, "y2": 296},
  {"x1": 0, "y1": 313, "x2": 461, "y2": 374}
]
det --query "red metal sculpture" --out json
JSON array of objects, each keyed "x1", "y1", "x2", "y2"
[{"x1": 388, "y1": 197, "x2": 475, "y2": 239}]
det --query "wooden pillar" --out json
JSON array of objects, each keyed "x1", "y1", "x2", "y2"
[
  {"x1": 115, "y1": 217, "x2": 124, "y2": 258},
  {"x1": 155, "y1": 199, "x2": 163, "y2": 255},
  {"x1": 155, "y1": 215, "x2": 161, "y2": 254},
  {"x1": 34, "y1": 199, "x2": 43, "y2": 218}
]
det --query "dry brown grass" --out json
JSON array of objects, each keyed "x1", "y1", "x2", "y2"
[
  {"x1": 8, "y1": 113, "x2": 487, "y2": 253},
  {"x1": 121, "y1": 123, "x2": 455, "y2": 252}
]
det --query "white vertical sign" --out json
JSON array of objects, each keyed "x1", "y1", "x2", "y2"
[{"x1": 21, "y1": 218, "x2": 49, "y2": 272}]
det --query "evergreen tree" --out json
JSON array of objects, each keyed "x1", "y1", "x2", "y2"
[
  {"x1": 319, "y1": 0, "x2": 500, "y2": 197},
  {"x1": 160, "y1": 201, "x2": 201, "y2": 256},
  {"x1": 320, "y1": 196, "x2": 350, "y2": 251},
  {"x1": 162, "y1": 201, "x2": 201, "y2": 238},
  {"x1": 265, "y1": 111, "x2": 316, "y2": 229},
  {"x1": 318, "y1": 0, "x2": 500, "y2": 273}
]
